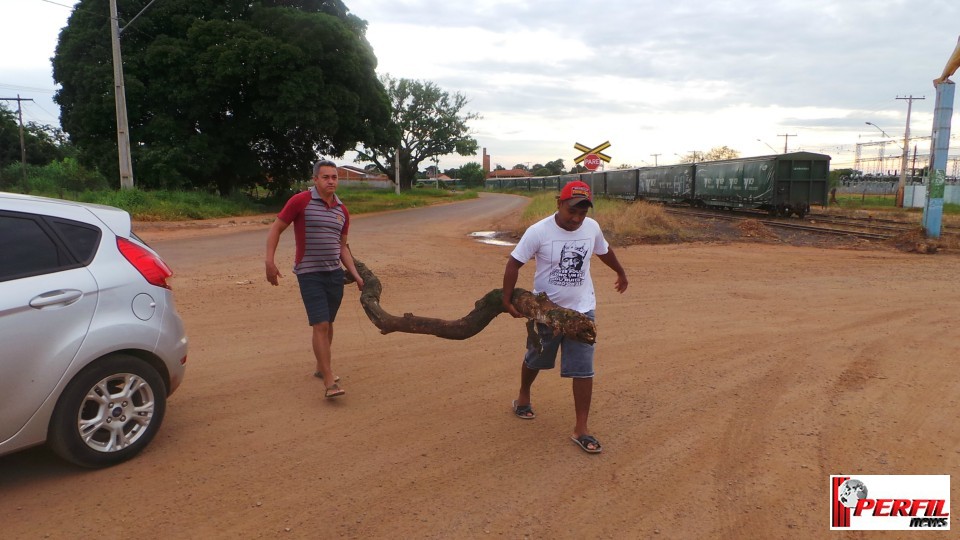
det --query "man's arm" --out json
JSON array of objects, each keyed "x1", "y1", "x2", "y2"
[
  {"x1": 339, "y1": 236, "x2": 364, "y2": 291},
  {"x1": 265, "y1": 218, "x2": 290, "y2": 286},
  {"x1": 502, "y1": 256, "x2": 525, "y2": 318},
  {"x1": 597, "y1": 248, "x2": 628, "y2": 293}
]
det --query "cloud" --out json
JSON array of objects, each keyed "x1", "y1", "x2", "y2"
[{"x1": 4, "y1": 0, "x2": 960, "y2": 171}]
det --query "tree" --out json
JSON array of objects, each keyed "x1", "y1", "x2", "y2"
[
  {"x1": 702, "y1": 146, "x2": 741, "y2": 161},
  {"x1": 544, "y1": 159, "x2": 565, "y2": 175},
  {"x1": 530, "y1": 158, "x2": 564, "y2": 176},
  {"x1": 355, "y1": 75, "x2": 479, "y2": 190},
  {"x1": 512, "y1": 163, "x2": 528, "y2": 171},
  {"x1": 53, "y1": 0, "x2": 391, "y2": 194},
  {"x1": 829, "y1": 167, "x2": 860, "y2": 188},
  {"x1": 0, "y1": 105, "x2": 66, "y2": 169},
  {"x1": 459, "y1": 162, "x2": 485, "y2": 187}
]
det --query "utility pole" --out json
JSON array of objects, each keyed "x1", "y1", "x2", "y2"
[
  {"x1": 394, "y1": 146, "x2": 400, "y2": 195},
  {"x1": 109, "y1": 0, "x2": 134, "y2": 189},
  {"x1": 895, "y1": 95, "x2": 924, "y2": 207},
  {"x1": 0, "y1": 95, "x2": 34, "y2": 187},
  {"x1": 650, "y1": 153, "x2": 660, "y2": 166},
  {"x1": 778, "y1": 133, "x2": 797, "y2": 153}
]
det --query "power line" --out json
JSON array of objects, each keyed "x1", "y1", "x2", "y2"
[{"x1": 0, "y1": 82, "x2": 57, "y2": 94}]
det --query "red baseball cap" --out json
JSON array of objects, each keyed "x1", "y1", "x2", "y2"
[{"x1": 559, "y1": 181, "x2": 593, "y2": 207}]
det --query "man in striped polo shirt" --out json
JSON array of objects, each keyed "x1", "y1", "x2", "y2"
[{"x1": 265, "y1": 160, "x2": 364, "y2": 399}]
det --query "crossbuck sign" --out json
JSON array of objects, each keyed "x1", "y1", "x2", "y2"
[{"x1": 573, "y1": 141, "x2": 612, "y2": 165}]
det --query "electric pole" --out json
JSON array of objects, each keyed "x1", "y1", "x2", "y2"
[
  {"x1": 895, "y1": 95, "x2": 924, "y2": 208},
  {"x1": 778, "y1": 133, "x2": 797, "y2": 153},
  {"x1": 110, "y1": 0, "x2": 134, "y2": 189},
  {"x1": 650, "y1": 153, "x2": 660, "y2": 166},
  {"x1": 394, "y1": 145, "x2": 400, "y2": 195},
  {"x1": 0, "y1": 95, "x2": 34, "y2": 187}
]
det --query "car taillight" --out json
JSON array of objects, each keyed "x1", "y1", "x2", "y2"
[{"x1": 117, "y1": 237, "x2": 174, "y2": 289}]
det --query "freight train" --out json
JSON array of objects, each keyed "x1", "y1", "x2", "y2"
[{"x1": 484, "y1": 151, "x2": 831, "y2": 218}]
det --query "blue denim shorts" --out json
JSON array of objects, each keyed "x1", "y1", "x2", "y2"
[
  {"x1": 296, "y1": 268, "x2": 344, "y2": 326},
  {"x1": 523, "y1": 310, "x2": 595, "y2": 378}
]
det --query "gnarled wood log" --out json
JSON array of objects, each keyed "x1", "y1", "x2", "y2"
[{"x1": 352, "y1": 260, "x2": 596, "y2": 344}]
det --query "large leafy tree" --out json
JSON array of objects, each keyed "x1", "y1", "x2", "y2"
[
  {"x1": 530, "y1": 158, "x2": 564, "y2": 176},
  {"x1": 458, "y1": 162, "x2": 485, "y2": 187},
  {"x1": 356, "y1": 75, "x2": 479, "y2": 190},
  {"x1": 53, "y1": 0, "x2": 391, "y2": 194}
]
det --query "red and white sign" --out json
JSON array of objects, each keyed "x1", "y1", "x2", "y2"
[
  {"x1": 583, "y1": 153, "x2": 602, "y2": 171},
  {"x1": 830, "y1": 475, "x2": 950, "y2": 530}
]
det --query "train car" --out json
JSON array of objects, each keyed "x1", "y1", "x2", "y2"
[
  {"x1": 599, "y1": 168, "x2": 638, "y2": 200},
  {"x1": 637, "y1": 164, "x2": 696, "y2": 203},
  {"x1": 485, "y1": 151, "x2": 829, "y2": 218},
  {"x1": 692, "y1": 152, "x2": 829, "y2": 217}
]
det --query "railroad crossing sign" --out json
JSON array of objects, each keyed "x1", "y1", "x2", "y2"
[
  {"x1": 574, "y1": 141, "x2": 611, "y2": 165},
  {"x1": 583, "y1": 154, "x2": 602, "y2": 171}
]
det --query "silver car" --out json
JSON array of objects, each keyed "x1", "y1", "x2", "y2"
[{"x1": 0, "y1": 192, "x2": 187, "y2": 467}]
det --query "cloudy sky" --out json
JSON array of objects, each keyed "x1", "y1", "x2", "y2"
[{"x1": 4, "y1": 0, "x2": 960, "y2": 173}]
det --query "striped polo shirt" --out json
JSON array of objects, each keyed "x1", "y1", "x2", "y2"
[{"x1": 277, "y1": 186, "x2": 351, "y2": 274}]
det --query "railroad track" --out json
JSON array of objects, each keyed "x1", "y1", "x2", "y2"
[
  {"x1": 807, "y1": 213, "x2": 960, "y2": 236},
  {"x1": 665, "y1": 207, "x2": 894, "y2": 240}
]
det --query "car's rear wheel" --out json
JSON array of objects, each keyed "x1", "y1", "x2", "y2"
[{"x1": 48, "y1": 354, "x2": 167, "y2": 468}]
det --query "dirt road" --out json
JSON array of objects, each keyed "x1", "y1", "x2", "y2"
[{"x1": 2, "y1": 193, "x2": 958, "y2": 539}]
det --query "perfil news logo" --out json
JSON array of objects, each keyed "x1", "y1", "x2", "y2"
[{"x1": 830, "y1": 475, "x2": 950, "y2": 530}]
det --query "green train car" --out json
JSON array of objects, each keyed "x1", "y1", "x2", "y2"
[
  {"x1": 484, "y1": 151, "x2": 831, "y2": 219},
  {"x1": 692, "y1": 152, "x2": 830, "y2": 218}
]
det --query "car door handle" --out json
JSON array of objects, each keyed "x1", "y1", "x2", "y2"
[{"x1": 29, "y1": 289, "x2": 84, "y2": 308}]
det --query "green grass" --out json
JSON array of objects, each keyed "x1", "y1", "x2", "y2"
[
  {"x1": 516, "y1": 192, "x2": 686, "y2": 244},
  {"x1": 831, "y1": 194, "x2": 960, "y2": 215},
  {"x1": 7, "y1": 186, "x2": 479, "y2": 221},
  {"x1": 333, "y1": 186, "x2": 477, "y2": 214}
]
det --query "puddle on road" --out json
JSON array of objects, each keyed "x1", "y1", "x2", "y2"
[{"x1": 469, "y1": 231, "x2": 516, "y2": 247}]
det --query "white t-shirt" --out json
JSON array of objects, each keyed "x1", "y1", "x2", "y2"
[{"x1": 510, "y1": 213, "x2": 610, "y2": 313}]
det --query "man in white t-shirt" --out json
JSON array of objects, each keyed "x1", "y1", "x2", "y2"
[{"x1": 501, "y1": 180, "x2": 628, "y2": 454}]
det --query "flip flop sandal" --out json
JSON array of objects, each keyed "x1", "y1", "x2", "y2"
[
  {"x1": 324, "y1": 383, "x2": 345, "y2": 399},
  {"x1": 571, "y1": 434, "x2": 602, "y2": 454},
  {"x1": 512, "y1": 400, "x2": 535, "y2": 419}
]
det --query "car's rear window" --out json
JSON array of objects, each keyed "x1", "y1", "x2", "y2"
[{"x1": 50, "y1": 218, "x2": 101, "y2": 264}]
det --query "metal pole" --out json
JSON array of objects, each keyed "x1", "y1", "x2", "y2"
[
  {"x1": 778, "y1": 133, "x2": 796, "y2": 153},
  {"x1": 110, "y1": 0, "x2": 134, "y2": 189},
  {"x1": 896, "y1": 96, "x2": 923, "y2": 207},
  {"x1": 15, "y1": 94, "x2": 27, "y2": 186},
  {"x1": 394, "y1": 145, "x2": 400, "y2": 195},
  {"x1": 922, "y1": 82, "x2": 953, "y2": 238}
]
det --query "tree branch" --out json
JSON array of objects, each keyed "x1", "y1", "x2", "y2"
[{"x1": 352, "y1": 259, "x2": 596, "y2": 344}]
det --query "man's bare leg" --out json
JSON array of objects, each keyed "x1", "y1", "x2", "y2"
[
  {"x1": 515, "y1": 362, "x2": 539, "y2": 408},
  {"x1": 312, "y1": 322, "x2": 337, "y2": 388},
  {"x1": 572, "y1": 377, "x2": 596, "y2": 448}
]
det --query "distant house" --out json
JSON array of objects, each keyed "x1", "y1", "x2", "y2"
[
  {"x1": 337, "y1": 165, "x2": 393, "y2": 189},
  {"x1": 486, "y1": 168, "x2": 529, "y2": 179},
  {"x1": 338, "y1": 165, "x2": 387, "y2": 181}
]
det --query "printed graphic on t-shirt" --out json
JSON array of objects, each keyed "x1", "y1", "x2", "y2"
[{"x1": 548, "y1": 240, "x2": 587, "y2": 287}]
